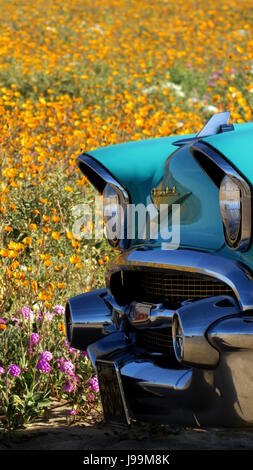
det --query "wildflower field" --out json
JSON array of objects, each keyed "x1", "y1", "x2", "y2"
[{"x1": 0, "y1": 0, "x2": 253, "y2": 429}]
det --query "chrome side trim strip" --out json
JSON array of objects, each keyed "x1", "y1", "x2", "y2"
[{"x1": 109, "y1": 248, "x2": 253, "y2": 311}]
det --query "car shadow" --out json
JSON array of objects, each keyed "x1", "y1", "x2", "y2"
[{"x1": 0, "y1": 402, "x2": 253, "y2": 450}]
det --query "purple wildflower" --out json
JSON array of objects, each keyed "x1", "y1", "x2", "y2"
[
  {"x1": 27, "y1": 332, "x2": 40, "y2": 354},
  {"x1": 30, "y1": 333, "x2": 40, "y2": 345},
  {"x1": 67, "y1": 410, "x2": 76, "y2": 416},
  {"x1": 81, "y1": 351, "x2": 88, "y2": 358},
  {"x1": 36, "y1": 359, "x2": 51, "y2": 374},
  {"x1": 53, "y1": 304, "x2": 65, "y2": 315},
  {"x1": 60, "y1": 360, "x2": 74, "y2": 376},
  {"x1": 18, "y1": 306, "x2": 34, "y2": 321},
  {"x1": 89, "y1": 376, "x2": 99, "y2": 393},
  {"x1": 63, "y1": 381, "x2": 75, "y2": 393},
  {"x1": 0, "y1": 318, "x2": 6, "y2": 324},
  {"x1": 57, "y1": 358, "x2": 63, "y2": 369},
  {"x1": 37, "y1": 311, "x2": 53, "y2": 322},
  {"x1": 69, "y1": 347, "x2": 79, "y2": 355},
  {"x1": 67, "y1": 409, "x2": 77, "y2": 416},
  {"x1": 39, "y1": 351, "x2": 53, "y2": 362},
  {"x1": 64, "y1": 340, "x2": 78, "y2": 355},
  {"x1": 8, "y1": 364, "x2": 21, "y2": 377},
  {"x1": 0, "y1": 366, "x2": 5, "y2": 375},
  {"x1": 37, "y1": 310, "x2": 44, "y2": 322},
  {"x1": 45, "y1": 312, "x2": 53, "y2": 321}
]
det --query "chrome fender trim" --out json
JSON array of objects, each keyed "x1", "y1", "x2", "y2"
[{"x1": 109, "y1": 248, "x2": 253, "y2": 311}]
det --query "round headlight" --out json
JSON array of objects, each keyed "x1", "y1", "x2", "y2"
[
  {"x1": 219, "y1": 175, "x2": 241, "y2": 246},
  {"x1": 103, "y1": 184, "x2": 124, "y2": 246}
]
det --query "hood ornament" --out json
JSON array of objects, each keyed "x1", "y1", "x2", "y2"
[
  {"x1": 151, "y1": 183, "x2": 191, "y2": 208},
  {"x1": 173, "y1": 111, "x2": 233, "y2": 147}
]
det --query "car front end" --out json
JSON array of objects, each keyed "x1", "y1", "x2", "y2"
[{"x1": 65, "y1": 113, "x2": 253, "y2": 427}]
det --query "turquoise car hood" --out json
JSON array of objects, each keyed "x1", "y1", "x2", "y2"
[
  {"x1": 88, "y1": 123, "x2": 253, "y2": 190},
  {"x1": 87, "y1": 135, "x2": 195, "y2": 206},
  {"x1": 85, "y1": 122, "x2": 253, "y2": 254}
]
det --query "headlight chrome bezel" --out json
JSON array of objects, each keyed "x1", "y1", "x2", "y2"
[
  {"x1": 219, "y1": 174, "x2": 251, "y2": 250},
  {"x1": 102, "y1": 182, "x2": 129, "y2": 248},
  {"x1": 191, "y1": 142, "x2": 252, "y2": 252}
]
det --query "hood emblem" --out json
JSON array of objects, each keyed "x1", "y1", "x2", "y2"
[{"x1": 151, "y1": 183, "x2": 191, "y2": 208}]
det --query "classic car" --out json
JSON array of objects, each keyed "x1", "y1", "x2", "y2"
[{"x1": 65, "y1": 112, "x2": 253, "y2": 427}]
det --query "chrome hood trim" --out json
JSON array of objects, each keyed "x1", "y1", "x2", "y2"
[{"x1": 109, "y1": 248, "x2": 253, "y2": 312}]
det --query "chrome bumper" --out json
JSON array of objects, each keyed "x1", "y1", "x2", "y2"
[
  {"x1": 88, "y1": 331, "x2": 192, "y2": 390},
  {"x1": 65, "y1": 248, "x2": 253, "y2": 426}
]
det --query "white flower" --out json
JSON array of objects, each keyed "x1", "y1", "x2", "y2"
[
  {"x1": 237, "y1": 29, "x2": 247, "y2": 37},
  {"x1": 204, "y1": 105, "x2": 219, "y2": 113}
]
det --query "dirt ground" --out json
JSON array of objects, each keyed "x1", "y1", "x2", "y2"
[{"x1": 1, "y1": 403, "x2": 253, "y2": 450}]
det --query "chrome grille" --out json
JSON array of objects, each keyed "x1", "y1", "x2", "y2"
[
  {"x1": 136, "y1": 328, "x2": 174, "y2": 356},
  {"x1": 122, "y1": 269, "x2": 234, "y2": 307}
]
